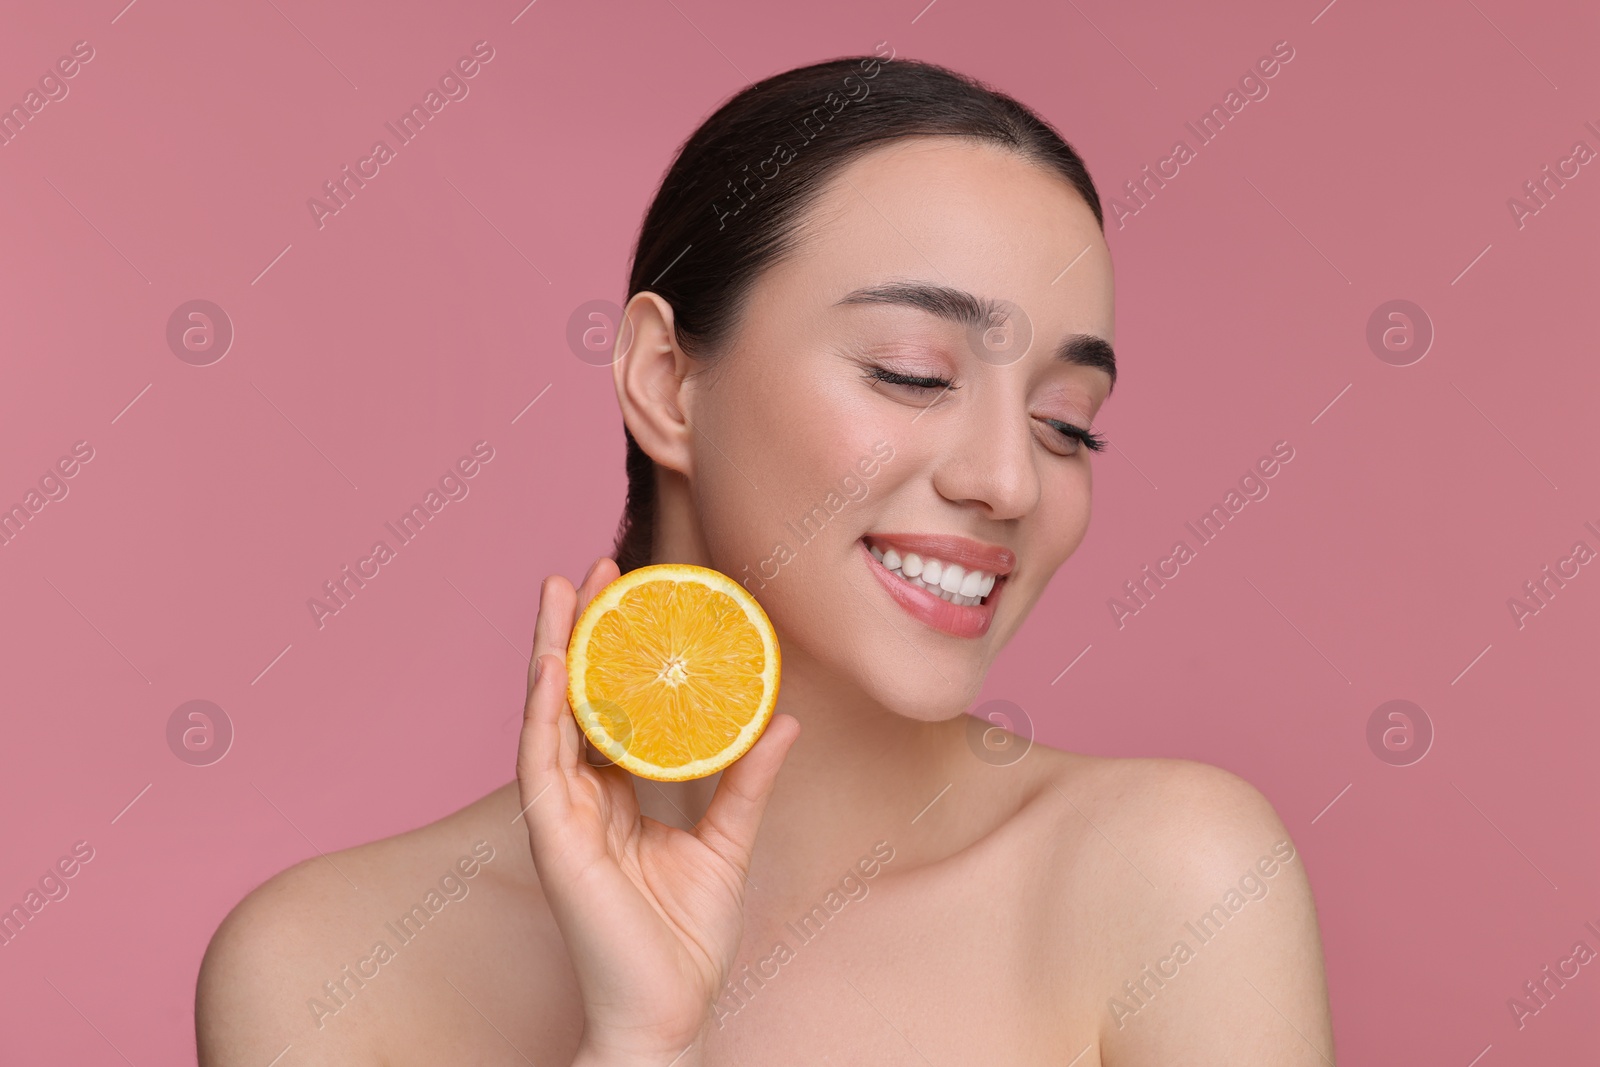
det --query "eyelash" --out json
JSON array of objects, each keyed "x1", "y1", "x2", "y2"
[{"x1": 863, "y1": 366, "x2": 1107, "y2": 453}]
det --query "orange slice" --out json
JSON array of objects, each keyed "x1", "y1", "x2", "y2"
[{"x1": 565, "y1": 563, "x2": 781, "y2": 782}]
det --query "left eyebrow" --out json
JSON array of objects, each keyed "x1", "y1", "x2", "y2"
[{"x1": 834, "y1": 281, "x2": 1117, "y2": 391}]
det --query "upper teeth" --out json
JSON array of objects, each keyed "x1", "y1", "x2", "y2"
[{"x1": 867, "y1": 543, "x2": 998, "y2": 607}]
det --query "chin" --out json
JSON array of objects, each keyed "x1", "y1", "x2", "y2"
[
  {"x1": 836, "y1": 616, "x2": 995, "y2": 723},
  {"x1": 881, "y1": 676, "x2": 986, "y2": 723}
]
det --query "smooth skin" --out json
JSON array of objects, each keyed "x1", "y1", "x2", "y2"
[{"x1": 197, "y1": 136, "x2": 1334, "y2": 1066}]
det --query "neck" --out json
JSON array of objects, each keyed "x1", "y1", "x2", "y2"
[{"x1": 631, "y1": 641, "x2": 987, "y2": 909}]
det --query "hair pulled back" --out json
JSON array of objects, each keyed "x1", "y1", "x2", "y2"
[{"x1": 612, "y1": 51, "x2": 1104, "y2": 573}]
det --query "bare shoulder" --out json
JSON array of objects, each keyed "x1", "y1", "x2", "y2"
[
  {"x1": 196, "y1": 782, "x2": 558, "y2": 1067},
  {"x1": 1028, "y1": 749, "x2": 1334, "y2": 1064},
  {"x1": 1048, "y1": 752, "x2": 1294, "y2": 867}
]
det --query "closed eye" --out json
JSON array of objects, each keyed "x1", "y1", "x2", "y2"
[
  {"x1": 863, "y1": 365, "x2": 1107, "y2": 453},
  {"x1": 1045, "y1": 418, "x2": 1107, "y2": 453},
  {"x1": 863, "y1": 366, "x2": 953, "y2": 393}
]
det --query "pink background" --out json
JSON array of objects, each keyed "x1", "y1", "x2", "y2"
[{"x1": 2, "y1": 0, "x2": 1596, "y2": 1061}]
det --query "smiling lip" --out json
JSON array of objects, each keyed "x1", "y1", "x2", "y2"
[
  {"x1": 860, "y1": 532, "x2": 1016, "y2": 575},
  {"x1": 858, "y1": 536, "x2": 1008, "y2": 639}
]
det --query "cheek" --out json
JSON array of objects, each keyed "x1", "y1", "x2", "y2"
[
  {"x1": 999, "y1": 465, "x2": 1093, "y2": 626},
  {"x1": 691, "y1": 366, "x2": 880, "y2": 583},
  {"x1": 1043, "y1": 466, "x2": 1094, "y2": 562}
]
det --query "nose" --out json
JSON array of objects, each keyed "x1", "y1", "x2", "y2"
[{"x1": 928, "y1": 388, "x2": 1041, "y2": 520}]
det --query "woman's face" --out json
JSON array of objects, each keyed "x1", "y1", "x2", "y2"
[{"x1": 683, "y1": 135, "x2": 1115, "y2": 719}]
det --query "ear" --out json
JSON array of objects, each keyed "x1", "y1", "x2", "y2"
[{"x1": 612, "y1": 291, "x2": 695, "y2": 478}]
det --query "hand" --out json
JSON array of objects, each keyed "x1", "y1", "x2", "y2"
[{"x1": 516, "y1": 557, "x2": 801, "y2": 1064}]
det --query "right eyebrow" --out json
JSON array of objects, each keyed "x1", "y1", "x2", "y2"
[{"x1": 835, "y1": 280, "x2": 1117, "y2": 390}]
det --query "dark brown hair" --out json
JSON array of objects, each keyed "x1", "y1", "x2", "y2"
[{"x1": 611, "y1": 51, "x2": 1104, "y2": 573}]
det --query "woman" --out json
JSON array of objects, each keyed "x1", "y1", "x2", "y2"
[{"x1": 197, "y1": 52, "x2": 1333, "y2": 1065}]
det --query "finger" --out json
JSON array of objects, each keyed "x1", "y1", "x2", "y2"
[
  {"x1": 693, "y1": 713, "x2": 800, "y2": 872},
  {"x1": 521, "y1": 652, "x2": 570, "y2": 772},
  {"x1": 517, "y1": 651, "x2": 574, "y2": 824},
  {"x1": 573, "y1": 556, "x2": 620, "y2": 625},
  {"x1": 518, "y1": 575, "x2": 578, "y2": 826},
  {"x1": 534, "y1": 557, "x2": 615, "y2": 703},
  {"x1": 528, "y1": 574, "x2": 577, "y2": 692},
  {"x1": 524, "y1": 576, "x2": 574, "y2": 762}
]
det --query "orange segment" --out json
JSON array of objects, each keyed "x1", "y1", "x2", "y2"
[{"x1": 565, "y1": 563, "x2": 781, "y2": 781}]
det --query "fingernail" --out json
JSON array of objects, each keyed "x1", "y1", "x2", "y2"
[
  {"x1": 582, "y1": 557, "x2": 601, "y2": 584},
  {"x1": 534, "y1": 656, "x2": 545, "y2": 683}
]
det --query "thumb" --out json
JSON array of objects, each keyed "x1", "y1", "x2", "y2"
[{"x1": 692, "y1": 713, "x2": 800, "y2": 872}]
